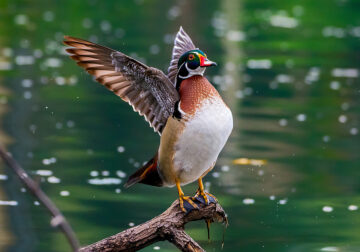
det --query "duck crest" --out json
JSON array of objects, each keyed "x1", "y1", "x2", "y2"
[{"x1": 178, "y1": 76, "x2": 221, "y2": 117}]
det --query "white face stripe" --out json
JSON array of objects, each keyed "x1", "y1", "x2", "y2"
[{"x1": 178, "y1": 62, "x2": 205, "y2": 79}]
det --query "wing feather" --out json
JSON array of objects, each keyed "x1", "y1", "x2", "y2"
[{"x1": 64, "y1": 36, "x2": 179, "y2": 134}]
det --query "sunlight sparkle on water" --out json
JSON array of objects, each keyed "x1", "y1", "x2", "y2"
[
  {"x1": 90, "y1": 171, "x2": 99, "y2": 177},
  {"x1": 350, "y1": 128, "x2": 358, "y2": 135},
  {"x1": 36, "y1": 170, "x2": 53, "y2": 176},
  {"x1": 269, "y1": 14, "x2": 298, "y2": 28},
  {"x1": 348, "y1": 205, "x2": 358, "y2": 211},
  {"x1": 247, "y1": 59, "x2": 272, "y2": 69},
  {"x1": 322, "y1": 206, "x2": 333, "y2": 213},
  {"x1": 321, "y1": 247, "x2": 339, "y2": 252},
  {"x1": 0, "y1": 174, "x2": 8, "y2": 180},
  {"x1": 338, "y1": 115, "x2": 347, "y2": 123},
  {"x1": 102, "y1": 171, "x2": 110, "y2": 176},
  {"x1": 279, "y1": 118, "x2": 288, "y2": 127},
  {"x1": 243, "y1": 198, "x2": 255, "y2": 205},
  {"x1": 47, "y1": 176, "x2": 61, "y2": 184},
  {"x1": 0, "y1": 200, "x2": 18, "y2": 206},
  {"x1": 60, "y1": 191, "x2": 70, "y2": 197},
  {"x1": 15, "y1": 55, "x2": 34, "y2": 65},
  {"x1": 332, "y1": 68, "x2": 358, "y2": 78},
  {"x1": 296, "y1": 114, "x2": 306, "y2": 122},
  {"x1": 116, "y1": 170, "x2": 126, "y2": 178},
  {"x1": 88, "y1": 178, "x2": 122, "y2": 185},
  {"x1": 42, "y1": 157, "x2": 57, "y2": 165},
  {"x1": 117, "y1": 146, "x2": 125, "y2": 153},
  {"x1": 278, "y1": 199, "x2": 287, "y2": 205}
]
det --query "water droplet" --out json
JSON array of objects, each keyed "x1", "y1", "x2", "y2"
[
  {"x1": 279, "y1": 118, "x2": 288, "y2": 126},
  {"x1": 15, "y1": 55, "x2": 35, "y2": 65},
  {"x1": 43, "y1": 11, "x2": 54, "y2": 22},
  {"x1": 149, "y1": 44, "x2": 160, "y2": 55},
  {"x1": 167, "y1": 6, "x2": 181, "y2": 20},
  {"x1": 330, "y1": 81, "x2": 340, "y2": 90},
  {"x1": 116, "y1": 170, "x2": 126, "y2": 178},
  {"x1": 102, "y1": 171, "x2": 110, "y2": 176},
  {"x1": 279, "y1": 199, "x2": 287, "y2": 205},
  {"x1": 322, "y1": 135, "x2": 330, "y2": 142},
  {"x1": 55, "y1": 76, "x2": 66, "y2": 85},
  {"x1": 350, "y1": 128, "x2": 358, "y2": 135},
  {"x1": 48, "y1": 176, "x2": 61, "y2": 184},
  {"x1": 221, "y1": 165, "x2": 230, "y2": 172},
  {"x1": 82, "y1": 18, "x2": 93, "y2": 29},
  {"x1": 88, "y1": 178, "x2": 122, "y2": 185},
  {"x1": 14, "y1": 14, "x2": 28, "y2": 25},
  {"x1": 90, "y1": 171, "x2": 99, "y2": 177},
  {"x1": 36, "y1": 170, "x2": 53, "y2": 176},
  {"x1": 320, "y1": 247, "x2": 339, "y2": 252},
  {"x1": 348, "y1": 205, "x2": 358, "y2": 211},
  {"x1": 332, "y1": 68, "x2": 358, "y2": 78},
  {"x1": 0, "y1": 200, "x2": 18, "y2": 206},
  {"x1": 23, "y1": 91, "x2": 32, "y2": 99},
  {"x1": 100, "y1": 20, "x2": 112, "y2": 32},
  {"x1": 338, "y1": 115, "x2": 347, "y2": 123},
  {"x1": 322, "y1": 206, "x2": 333, "y2": 213},
  {"x1": 269, "y1": 14, "x2": 298, "y2": 28},
  {"x1": 117, "y1": 146, "x2": 125, "y2": 153},
  {"x1": 0, "y1": 174, "x2": 8, "y2": 180},
  {"x1": 21, "y1": 79, "x2": 33, "y2": 88},
  {"x1": 60, "y1": 191, "x2": 70, "y2": 197},
  {"x1": 247, "y1": 59, "x2": 272, "y2": 69},
  {"x1": 243, "y1": 198, "x2": 255, "y2": 205},
  {"x1": 226, "y1": 30, "x2": 246, "y2": 42},
  {"x1": 212, "y1": 172, "x2": 220, "y2": 178},
  {"x1": 296, "y1": 114, "x2": 306, "y2": 122}
]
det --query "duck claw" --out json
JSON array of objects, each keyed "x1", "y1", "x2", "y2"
[
  {"x1": 179, "y1": 196, "x2": 199, "y2": 213},
  {"x1": 194, "y1": 191, "x2": 218, "y2": 205}
]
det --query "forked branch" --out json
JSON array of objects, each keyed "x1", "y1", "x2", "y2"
[{"x1": 80, "y1": 200, "x2": 228, "y2": 252}]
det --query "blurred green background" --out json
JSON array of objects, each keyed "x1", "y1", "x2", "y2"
[{"x1": 0, "y1": 0, "x2": 360, "y2": 251}]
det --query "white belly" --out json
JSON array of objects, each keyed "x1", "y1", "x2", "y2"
[{"x1": 171, "y1": 98, "x2": 233, "y2": 185}]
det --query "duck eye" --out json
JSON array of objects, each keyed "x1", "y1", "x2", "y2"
[{"x1": 188, "y1": 54, "x2": 195, "y2": 60}]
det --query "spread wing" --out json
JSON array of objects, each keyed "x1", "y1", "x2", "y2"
[
  {"x1": 63, "y1": 36, "x2": 179, "y2": 134},
  {"x1": 167, "y1": 26, "x2": 196, "y2": 84}
]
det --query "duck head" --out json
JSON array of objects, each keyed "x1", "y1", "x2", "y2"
[{"x1": 177, "y1": 49, "x2": 216, "y2": 80}]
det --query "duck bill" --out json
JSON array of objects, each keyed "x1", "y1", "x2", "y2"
[{"x1": 200, "y1": 56, "x2": 217, "y2": 67}]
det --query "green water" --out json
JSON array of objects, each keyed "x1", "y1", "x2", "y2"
[{"x1": 0, "y1": 0, "x2": 360, "y2": 251}]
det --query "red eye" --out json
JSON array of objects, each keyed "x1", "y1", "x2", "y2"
[{"x1": 188, "y1": 54, "x2": 195, "y2": 60}]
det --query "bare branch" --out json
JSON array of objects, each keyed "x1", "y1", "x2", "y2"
[
  {"x1": 80, "y1": 200, "x2": 228, "y2": 252},
  {"x1": 0, "y1": 146, "x2": 80, "y2": 251}
]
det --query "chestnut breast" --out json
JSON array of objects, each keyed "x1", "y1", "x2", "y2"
[{"x1": 178, "y1": 76, "x2": 221, "y2": 116}]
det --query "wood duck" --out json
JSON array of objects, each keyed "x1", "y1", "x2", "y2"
[{"x1": 64, "y1": 27, "x2": 233, "y2": 212}]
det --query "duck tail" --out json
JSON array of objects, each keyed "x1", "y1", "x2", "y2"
[{"x1": 124, "y1": 153, "x2": 163, "y2": 188}]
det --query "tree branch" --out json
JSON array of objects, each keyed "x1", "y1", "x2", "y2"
[
  {"x1": 0, "y1": 146, "x2": 80, "y2": 251},
  {"x1": 80, "y1": 200, "x2": 228, "y2": 252}
]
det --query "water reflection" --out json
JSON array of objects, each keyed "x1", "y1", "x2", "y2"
[{"x1": 0, "y1": 0, "x2": 360, "y2": 251}]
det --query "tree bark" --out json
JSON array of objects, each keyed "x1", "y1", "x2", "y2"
[{"x1": 80, "y1": 200, "x2": 228, "y2": 252}]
